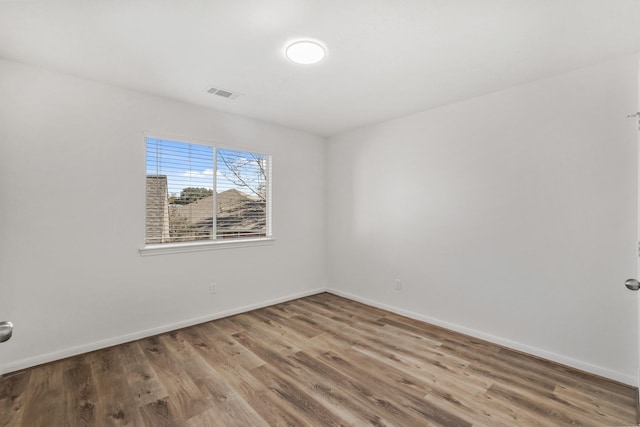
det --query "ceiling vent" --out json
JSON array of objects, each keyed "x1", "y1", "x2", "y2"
[{"x1": 205, "y1": 86, "x2": 240, "y2": 100}]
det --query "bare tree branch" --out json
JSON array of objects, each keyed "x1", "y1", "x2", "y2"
[{"x1": 218, "y1": 151, "x2": 266, "y2": 201}]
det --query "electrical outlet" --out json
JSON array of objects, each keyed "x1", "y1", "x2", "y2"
[
  {"x1": 210, "y1": 283, "x2": 217, "y2": 294},
  {"x1": 395, "y1": 279, "x2": 402, "y2": 290}
]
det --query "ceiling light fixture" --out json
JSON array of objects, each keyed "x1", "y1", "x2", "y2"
[{"x1": 285, "y1": 40, "x2": 326, "y2": 65}]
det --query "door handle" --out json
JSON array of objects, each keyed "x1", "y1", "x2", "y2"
[
  {"x1": 0, "y1": 321, "x2": 12, "y2": 343},
  {"x1": 625, "y1": 279, "x2": 640, "y2": 291}
]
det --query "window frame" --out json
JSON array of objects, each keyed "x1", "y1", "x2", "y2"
[{"x1": 139, "y1": 133, "x2": 274, "y2": 256}]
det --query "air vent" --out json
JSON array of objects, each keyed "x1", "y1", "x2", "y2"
[{"x1": 205, "y1": 86, "x2": 240, "y2": 100}]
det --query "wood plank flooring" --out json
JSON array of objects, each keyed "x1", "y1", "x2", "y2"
[{"x1": 1, "y1": 292, "x2": 637, "y2": 426}]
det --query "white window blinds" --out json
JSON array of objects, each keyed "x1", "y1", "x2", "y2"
[{"x1": 145, "y1": 137, "x2": 271, "y2": 245}]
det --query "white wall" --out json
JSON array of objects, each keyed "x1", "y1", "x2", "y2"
[
  {"x1": 0, "y1": 59, "x2": 326, "y2": 373},
  {"x1": 326, "y1": 54, "x2": 640, "y2": 384},
  {"x1": 2, "y1": 54, "x2": 639, "y2": 385}
]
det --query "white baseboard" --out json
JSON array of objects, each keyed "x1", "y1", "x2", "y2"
[
  {"x1": 326, "y1": 288, "x2": 637, "y2": 387},
  {"x1": 1, "y1": 288, "x2": 325, "y2": 375},
  {"x1": 4, "y1": 286, "x2": 635, "y2": 387}
]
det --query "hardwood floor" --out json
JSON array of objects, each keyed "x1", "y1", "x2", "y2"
[{"x1": 1, "y1": 292, "x2": 637, "y2": 426}]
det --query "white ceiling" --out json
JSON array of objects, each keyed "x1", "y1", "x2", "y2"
[{"x1": 1, "y1": 0, "x2": 639, "y2": 137}]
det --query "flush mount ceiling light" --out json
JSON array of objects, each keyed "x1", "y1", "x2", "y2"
[{"x1": 285, "y1": 40, "x2": 326, "y2": 65}]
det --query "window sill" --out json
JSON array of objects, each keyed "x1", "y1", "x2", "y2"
[{"x1": 139, "y1": 237, "x2": 275, "y2": 256}]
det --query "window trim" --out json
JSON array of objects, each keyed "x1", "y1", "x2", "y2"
[
  {"x1": 140, "y1": 131, "x2": 273, "y2": 255},
  {"x1": 139, "y1": 237, "x2": 275, "y2": 256}
]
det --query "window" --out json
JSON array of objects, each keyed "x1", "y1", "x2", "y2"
[{"x1": 144, "y1": 137, "x2": 271, "y2": 250}]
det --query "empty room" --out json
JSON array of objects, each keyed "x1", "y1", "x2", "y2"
[{"x1": 1, "y1": 1, "x2": 640, "y2": 426}]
